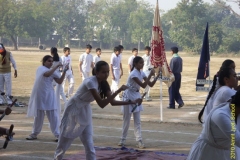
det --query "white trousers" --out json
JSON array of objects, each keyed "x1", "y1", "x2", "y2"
[
  {"x1": 111, "y1": 69, "x2": 121, "y2": 100},
  {"x1": 53, "y1": 81, "x2": 67, "y2": 104},
  {"x1": 30, "y1": 109, "x2": 60, "y2": 138},
  {"x1": 62, "y1": 73, "x2": 74, "y2": 97},
  {"x1": 54, "y1": 124, "x2": 96, "y2": 160},
  {"x1": 82, "y1": 71, "x2": 90, "y2": 81},
  {"x1": 0, "y1": 72, "x2": 12, "y2": 96},
  {"x1": 121, "y1": 106, "x2": 142, "y2": 141}
]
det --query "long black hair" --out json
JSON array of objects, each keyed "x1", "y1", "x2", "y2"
[
  {"x1": 198, "y1": 67, "x2": 234, "y2": 123},
  {"x1": 51, "y1": 47, "x2": 59, "y2": 62},
  {"x1": 92, "y1": 61, "x2": 110, "y2": 99},
  {"x1": 131, "y1": 56, "x2": 143, "y2": 72},
  {"x1": 42, "y1": 55, "x2": 52, "y2": 66}
]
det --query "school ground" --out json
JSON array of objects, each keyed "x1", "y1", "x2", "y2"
[{"x1": 0, "y1": 48, "x2": 239, "y2": 159}]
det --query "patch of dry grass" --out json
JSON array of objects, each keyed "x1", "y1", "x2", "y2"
[{"x1": 7, "y1": 47, "x2": 240, "y2": 105}]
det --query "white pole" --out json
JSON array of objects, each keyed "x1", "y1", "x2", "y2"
[
  {"x1": 17, "y1": 36, "x2": 18, "y2": 48},
  {"x1": 160, "y1": 71, "x2": 163, "y2": 122}
]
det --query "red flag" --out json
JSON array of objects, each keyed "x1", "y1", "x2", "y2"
[{"x1": 150, "y1": 0, "x2": 175, "y2": 87}]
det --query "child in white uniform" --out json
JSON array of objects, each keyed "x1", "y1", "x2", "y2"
[
  {"x1": 127, "y1": 48, "x2": 138, "y2": 74},
  {"x1": 118, "y1": 56, "x2": 160, "y2": 148},
  {"x1": 93, "y1": 48, "x2": 101, "y2": 66},
  {"x1": 61, "y1": 47, "x2": 74, "y2": 98},
  {"x1": 110, "y1": 46, "x2": 123, "y2": 100},
  {"x1": 26, "y1": 55, "x2": 68, "y2": 141},
  {"x1": 198, "y1": 60, "x2": 237, "y2": 124},
  {"x1": 79, "y1": 44, "x2": 94, "y2": 81},
  {"x1": 187, "y1": 90, "x2": 240, "y2": 160},
  {"x1": 54, "y1": 61, "x2": 141, "y2": 160},
  {"x1": 142, "y1": 46, "x2": 154, "y2": 101},
  {"x1": 51, "y1": 47, "x2": 67, "y2": 111}
]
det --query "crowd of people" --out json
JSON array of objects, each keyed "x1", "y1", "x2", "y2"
[
  {"x1": 2, "y1": 42, "x2": 239, "y2": 160},
  {"x1": 13, "y1": 44, "x2": 162, "y2": 160}
]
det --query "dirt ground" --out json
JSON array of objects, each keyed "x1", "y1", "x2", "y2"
[
  {"x1": 0, "y1": 47, "x2": 239, "y2": 159},
  {"x1": 0, "y1": 111, "x2": 201, "y2": 160}
]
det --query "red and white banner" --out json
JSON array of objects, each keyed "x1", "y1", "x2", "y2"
[{"x1": 150, "y1": 0, "x2": 175, "y2": 87}]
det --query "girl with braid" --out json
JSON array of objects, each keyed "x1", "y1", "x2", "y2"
[
  {"x1": 187, "y1": 90, "x2": 240, "y2": 160},
  {"x1": 198, "y1": 60, "x2": 237, "y2": 124},
  {"x1": 54, "y1": 61, "x2": 141, "y2": 160}
]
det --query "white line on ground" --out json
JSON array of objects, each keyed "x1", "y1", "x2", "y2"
[
  {"x1": 0, "y1": 134, "x2": 192, "y2": 145},
  {"x1": 2, "y1": 120, "x2": 198, "y2": 136}
]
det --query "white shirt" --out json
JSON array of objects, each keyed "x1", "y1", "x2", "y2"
[
  {"x1": 9, "y1": 52, "x2": 17, "y2": 70},
  {"x1": 110, "y1": 53, "x2": 121, "y2": 70},
  {"x1": 142, "y1": 54, "x2": 153, "y2": 71},
  {"x1": 79, "y1": 53, "x2": 93, "y2": 72},
  {"x1": 61, "y1": 76, "x2": 99, "y2": 138},
  {"x1": 93, "y1": 55, "x2": 101, "y2": 66},
  {"x1": 128, "y1": 55, "x2": 136, "y2": 70},
  {"x1": 61, "y1": 55, "x2": 72, "y2": 75},
  {"x1": 123, "y1": 68, "x2": 146, "y2": 113}
]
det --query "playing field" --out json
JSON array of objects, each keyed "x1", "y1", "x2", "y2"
[{"x1": 0, "y1": 47, "x2": 239, "y2": 159}]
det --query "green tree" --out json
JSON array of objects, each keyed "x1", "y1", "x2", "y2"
[
  {"x1": 0, "y1": 0, "x2": 55, "y2": 50},
  {"x1": 128, "y1": 1, "x2": 153, "y2": 47},
  {"x1": 51, "y1": 0, "x2": 86, "y2": 46}
]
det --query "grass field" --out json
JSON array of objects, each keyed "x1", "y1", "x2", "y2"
[{"x1": 7, "y1": 47, "x2": 240, "y2": 106}]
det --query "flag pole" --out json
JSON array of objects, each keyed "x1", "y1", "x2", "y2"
[{"x1": 160, "y1": 71, "x2": 163, "y2": 122}]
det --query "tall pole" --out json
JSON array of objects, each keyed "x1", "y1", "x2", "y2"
[{"x1": 160, "y1": 71, "x2": 163, "y2": 122}]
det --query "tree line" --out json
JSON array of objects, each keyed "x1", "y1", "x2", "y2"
[{"x1": 0, "y1": 0, "x2": 239, "y2": 53}]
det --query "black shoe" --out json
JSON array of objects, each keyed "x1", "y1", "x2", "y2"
[
  {"x1": 167, "y1": 106, "x2": 175, "y2": 109},
  {"x1": 178, "y1": 103, "x2": 184, "y2": 109}
]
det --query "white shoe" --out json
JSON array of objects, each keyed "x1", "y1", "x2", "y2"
[
  {"x1": 136, "y1": 140, "x2": 145, "y2": 149},
  {"x1": 118, "y1": 139, "x2": 125, "y2": 146},
  {"x1": 26, "y1": 135, "x2": 37, "y2": 140},
  {"x1": 6, "y1": 96, "x2": 12, "y2": 105}
]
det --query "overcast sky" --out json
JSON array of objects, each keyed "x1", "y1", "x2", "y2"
[{"x1": 145, "y1": 0, "x2": 240, "y2": 13}]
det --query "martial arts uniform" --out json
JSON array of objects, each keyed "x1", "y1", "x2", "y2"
[
  {"x1": 54, "y1": 76, "x2": 99, "y2": 160},
  {"x1": 79, "y1": 52, "x2": 93, "y2": 80},
  {"x1": 142, "y1": 54, "x2": 153, "y2": 100},
  {"x1": 110, "y1": 53, "x2": 121, "y2": 100},
  {"x1": 61, "y1": 55, "x2": 74, "y2": 98},
  {"x1": 0, "y1": 51, "x2": 17, "y2": 104},
  {"x1": 93, "y1": 55, "x2": 101, "y2": 66},
  {"x1": 120, "y1": 68, "x2": 146, "y2": 143},
  {"x1": 187, "y1": 103, "x2": 240, "y2": 160},
  {"x1": 27, "y1": 66, "x2": 60, "y2": 139}
]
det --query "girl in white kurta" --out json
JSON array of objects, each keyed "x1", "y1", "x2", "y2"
[
  {"x1": 54, "y1": 61, "x2": 141, "y2": 160},
  {"x1": 198, "y1": 60, "x2": 237, "y2": 124},
  {"x1": 118, "y1": 56, "x2": 160, "y2": 149},
  {"x1": 26, "y1": 55, "x2": 68, "y2": 141},
  {"x1": 200, "y1": 67, "x2": 238, "y2": 124},
  {"x1": 51, "y1": 47, "x2": 67, "y2": 112},
  {"x1": 187, "y1": 90, "x2": 240, "y2": 160}
]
